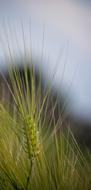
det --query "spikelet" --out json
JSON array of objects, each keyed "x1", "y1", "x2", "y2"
[{"x1": 24, "y1": 114, "x2": 40, "y2": 160}]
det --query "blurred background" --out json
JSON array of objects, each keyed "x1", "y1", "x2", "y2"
[{"x1": 0, "y1": 0, "x2": 91, "y2": 145}]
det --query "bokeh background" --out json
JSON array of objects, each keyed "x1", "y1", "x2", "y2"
[{"x1": 0, "y1": 0, "x2": 91, "y2": 136}]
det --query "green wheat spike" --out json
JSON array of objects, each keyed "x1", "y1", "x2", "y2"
[{"x1": 24, "y1": 114, "x2": 40, "y2": 159}]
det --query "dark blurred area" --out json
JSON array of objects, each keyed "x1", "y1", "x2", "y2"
[{"x1": 0, "y1": 60, "x2": 91, "y2": 150}]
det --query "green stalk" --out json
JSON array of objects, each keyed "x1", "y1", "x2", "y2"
[{"x1": 25, "y1": 159, "x2": 33, "y2": 190}]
